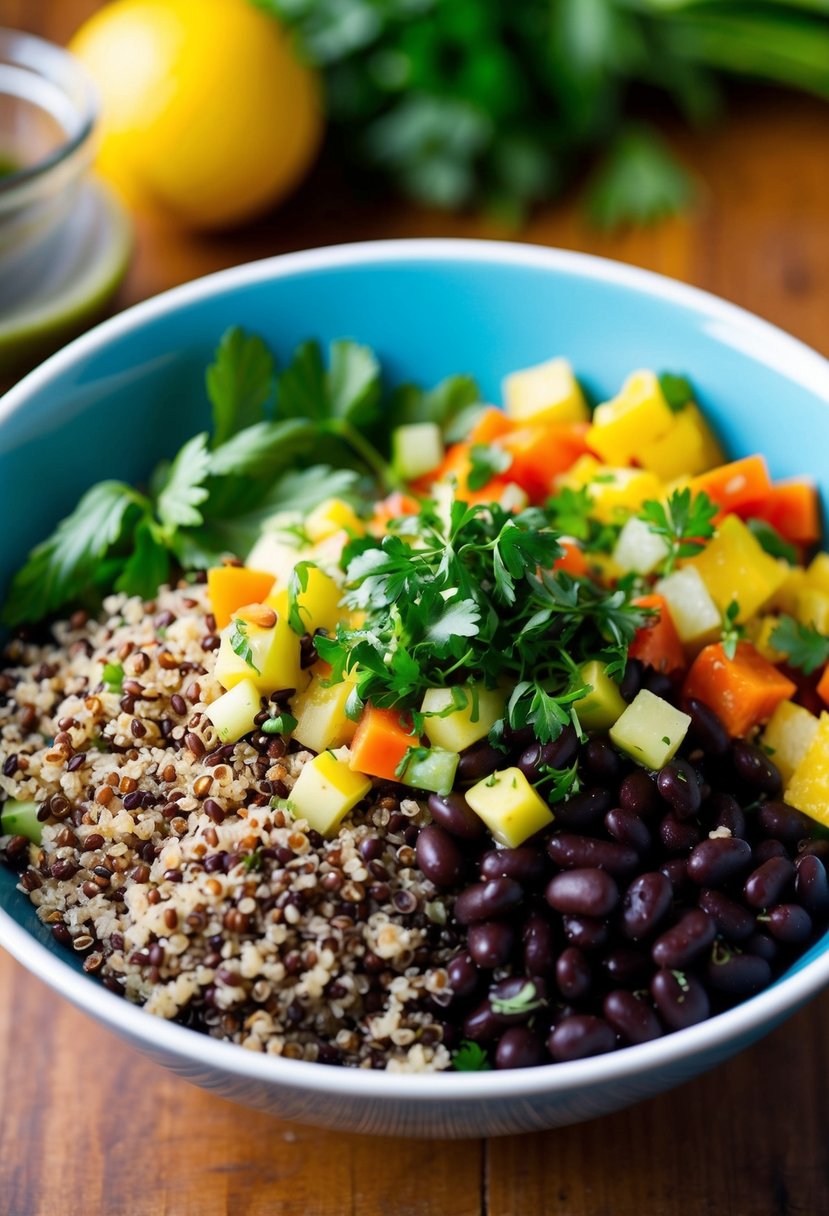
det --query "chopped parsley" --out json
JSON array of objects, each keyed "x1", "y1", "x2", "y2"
[
  {"x1": 747, "y1": 518, "x2": 798, "y2": 565},
  {"x1": 229, "y1": 619, "x2": 260, "y2": 674},
  {"x1": 720, "y1": 599, "x2": 746, "y2": 661},
  {"x1": 658, "y1": 372, "x2": 694, "y2": 414},
  {"x1": 262, "y1": 712, "x2": 298, "y2": 736},
  {"x1": 638, "y1": 487, "x2": 718, "y2": 575},
  {"x1": 770, "y1": 615, "x2": 829, "y2": 675},
  {"x1": 451, "y1": 1040, "x2": 491, "y2": 1072},
  {"x1": 467, "y1": 443, "x2": 513, "y2": 491}
]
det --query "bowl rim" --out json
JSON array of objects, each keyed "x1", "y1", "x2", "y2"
[
  {"x1": 0, "y1": 26, "x2": 98, "y2": 198},
  {"x1": 2, "y1": 236, "x2": 829, "y2": 1101}
]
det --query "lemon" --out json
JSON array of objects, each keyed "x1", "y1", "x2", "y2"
[{"x1": 70, "y1": 0, "x2": 323, "y2": 229}]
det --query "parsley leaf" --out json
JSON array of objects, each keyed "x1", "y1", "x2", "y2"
[
  {"x1": 747, "y1": 518, "x2": 798, "y2": 565},
  {"x1": 277, "y1": 339, "x2": 381, "y2": 428},
  {"x1": 720, "y1": 598, "x2": 745, "y2": 661},
  {"x1": 229, "y1": 620, "x2": 260, "y2": 674},
  {"x1": 262, "y1": 712, "x2": 298, "y2": 735},
  {"x1": 659, "y1": 372, "x2": 694, "y2": 414},
  {"x1": 451, "y1": 1040, "x2": 491, "y2": 1072},
  {"x1": 207, "y1": 419, "x2": 317, "y2": 479},
  {"x1": 639, "y1": 488, "x2": 718, "y2": 575},
  {"x1": 206, "y1": 327, "x2": 275, "y2": 446},
  {"x1": 467, "y1": 443, "x2": 513, "y2": 491},
  {"x1": 115, "y1": 518, "x2": 171, "y2": 599},
  {"x1": 156, "y1": 432, "x2": 211, "y2": 531},
  {"x1": 390, "y1": 374, "x2": 482, "y2": 437},
  {"x1": 770, "y1": 615, "x2": 829, "y2": 675},
  {"x1": 424, "y1": 597, "x2": 481, "y2": 650},
  {"x1": 585, "y1": 127, "x2": 695, "y2": 230}
]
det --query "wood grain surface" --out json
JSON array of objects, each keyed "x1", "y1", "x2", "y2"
[{"x1": 3, "y1": 2, "x2": 829, "y2": 1212}]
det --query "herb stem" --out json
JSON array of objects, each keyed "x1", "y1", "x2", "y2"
[{"x1": 323, "y1": 419, "x2": 402, "y2": 493}]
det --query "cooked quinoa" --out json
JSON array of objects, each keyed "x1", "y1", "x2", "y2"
[{"x1": 0, "y1": 580, "x2": 455, "y2": 1070}]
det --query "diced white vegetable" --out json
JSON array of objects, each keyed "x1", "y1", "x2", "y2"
[
  {"x1": 206, "y1": 679, "x2": 262, "y2": 744},
  {"x1": 392, "y1": 422, "x2": 445, "y2": 480},
  {"x1": 613, "y1": 516, "x2": 670, "y2": 576},
  {"x1": 291, "y1": 674, "x2": 357, "y2": 754},
  {"x1": 610, "y1": 690, "x2": 691, "y2": 770},
  {"x1": 655, "y1": 566, "x2": 721, "y2": 648},
  {"x1": 762, "y1": 701, "x2": 820, "y2": 786}
]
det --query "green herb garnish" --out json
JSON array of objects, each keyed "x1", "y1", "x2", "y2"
[
  {"x1": 770, "y1": 615, "x2": 829, "y2": 675},
  {"x1": 262, "y1": 713, "x2": 298, "y2": 736},
  {"x1": 102, "y1": 662, "x2": 124, "y2": 692},
  {"x1": 639, "y1": 487, "x2": 718, "y2": 576},
  {"x1": 720, "y1": 599, "x2": 745, "y2": 661},
  {"x1": 490, "y1": 980, "x2": 546, "y2": 1017},
  {"x1": 229, "y1": 620, "x2": 260, "y2": 674},
  {"x1": 747, "y1": 518, "x2": 798, "y2": 565},
  {"x1": 658, "y1": 372, "x2": 694, "y2": 414},
  {"x1": 467, "y1": 444, "x2": 513, "y2": 492},
  {"x1": 451, "y1": 1040, "x2": 492, "y2": 1072}
]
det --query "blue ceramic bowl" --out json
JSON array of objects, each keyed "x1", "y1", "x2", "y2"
[{"x1": 2, "y1": 240, "x2": 829, "y2": 1138}]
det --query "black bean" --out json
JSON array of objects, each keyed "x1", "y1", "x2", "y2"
[
  {"x1": 619, "y1": 658, "x2": 645, "y2": 703},
  {"x1": 601, "y1": 947, "x2": 650, "y2": 988},
  {"x1": 416, "y1": 825, "x2": 466, "y2": 889},
  {"x1": 659, "y1": 814, "x2": 701, "y2": 855},
  {"x1": 603, "y1": 990, "x2": 663, "y2": 1044},
  {"x1": 605, "y1": 808, "x2": 651, "y2": 854},
  {"x1": 798, "y1": 839, "x2": 829, "y2": 862},
  {"x1": 743, "y1": 857, "x2": 795, "y2": 910},
  {"x1": 758, "y1": 801, "x2": 813, "y2": 846},
  {"x1": 619, "y1": 770, "x2": 658, "y2": 818},
  {"x1": 495, "y1": 1027, "x2": 546, "y2": 1070},
  {"x1": 657, "y1": 759, "x2": 702, "y2": 819},
  {"x1": 643, "y1": 669, "x2": 674, "y2": 699},
  {"x1": 562, "y1": 915, "x2": 608, "y2": 951},
  {"x1": 709, "y1": 793, "x2": 747, "y2": 840},
  {"x1": 553, "y1": 787, "x2": 613, "y2": 830},
  {"x1": 427, "y1": 792, "x2": 485, "y2": 841},
  {"x1": 455, "y1": 877, "x2": 523, "y2": 924},
  {"x1": 447, "y1": 952, "x2": 480, "y2": 999},
  {"x1": 698, "y1": 889, "x2": 755, "y2": 942},
  {"x1": 546, "y1": 834, "x2": 638, "y2": 877},
  {"x1": 463, "y1": 1000, "x2": 501, "y2": 1041},
  {"x1": 745, "y1": 931, "x2": 778, "y2": 963},
  {"x1": 622, "y1": 871, "x2": 673, "y2": 940},
  {"x1": 752, "y1": 839, "x2": 788, "y2": 865},
  {"x1": 795, "y1": 855, "x2": 829, "y2": 918},
  {"x1": 685, "y1": 698, "x2": 730, "y2": 756},
  {"x1": 768, "y1": 903, "x2": 813, "y2": 943},
  {"x1": 582, "y1": 738, "x2": 623, "y2": 786},
  {"x1": 468, "y1": 921, "x2": 515, "y2": 969},
  {"x1": 516, "y1": 728, "x2": 578, "y2": 782},
  {"x1": 490, "y1": 976, "x2": 547, "y2": 1024},
  {"x1": 687, "y1": 836, "x2": 752, "y2": 887},
  {"x1": 732, "y1": 740, "x2": 782, "y2": 797},
  {"x1": 706, "y1": 948, "x2": 772, "y2": 996},
  {"x1": 480, "y1": 847, "x2": 546, "y2": 887},
  {"x1": 651, "y1": 969, "x2": 710, "y2": 1030},
  {"x1": 548, "y1": 1014, "x2": 616, "y2": 1061},
  {"x1": 652, "y1": 909, "x2": 716, "y2": 969},
  {"x1": 546, "y1": 868, "x2": 619, "y2": 917},
  {"x1": 556, "y1": 947, "x2": 591, "y2": 1000},
  {"x1": 457, "y1": 740, "x2": 504, "y2": 784},
  {"x1": 523, "y1": 913, "x2": 557, "y2": 978}
]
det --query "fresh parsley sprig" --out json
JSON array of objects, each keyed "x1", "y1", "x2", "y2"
[
  {"x1": 720, "y1": 599, "x2": 745, "y2": 661},
  {"x1": 770, "y1": 615, "x2": 829, "y2": 675},
  {"x1": 639, "y1": 487, "x2": 718, "y2": 576}
]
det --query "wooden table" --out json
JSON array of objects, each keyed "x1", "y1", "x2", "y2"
[{"x1": 4, "y1": 2, "x2": 829, "y2": 1212}]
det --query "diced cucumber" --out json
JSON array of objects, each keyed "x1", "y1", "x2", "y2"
[
  {"x1": 612, "y1": 516, "x2": 670, "y2": 576},
  {"x1": 609, "y1": 690, "x2": 691, "y2": 770},
  {"x1": 206, "y1": 678, "x2": 262, "y2": 743},
  {"x1": 1, "y1": 799, "x2": 42, "y2": 844},
  {"x1": 399, "y1": 747, "x2": 459, "y2": 795},
  {"x1": 392, "y1": 422, "x2": 444, "y2": 481}
]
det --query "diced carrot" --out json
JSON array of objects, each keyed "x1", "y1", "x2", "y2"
[
  {"x1": 348, "y1": 705, "x2": 419, "y2": 782},
  {"x1": 410, "y1": 442, "x2": 471, "y2": 495},
  {"x1": 817, "y1": 663, "x2": 829, "y2": 708},
  {"x1": 207, "y1": 566, "x2": 276, "y2": 631},
  {"x1": 689, "y1": 455, "x2": 772, "y2": 522},
  {"x1": 499, "y1": 422, "x2": 590, "y2": 502},
  {"x1": 467, "y1": 406, "x2": 514, "y2": 446},
  {"x1": 628, "y1": 595, "x2": 686, "y2": 676},
  {"x1": 754, "y1": 479, "x2": 822, "y2": 546},
  {"x1": 682, "y1": 641, "x2": 796, "y2": 737},
  {"x1": 552, "y1": 540, "x2": 589, "y2": 578},
  {"x1": 369, "y1": 491, "x2": 420, "y2": 535}
]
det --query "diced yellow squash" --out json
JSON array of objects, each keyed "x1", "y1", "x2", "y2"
[
  {"x1": 587, "y1": 371, "x2": 675, "y2": 466},
  {"x1": 795, "y1": 587, "x2": 829, "y2": 634},
  {"x1": 769, "y1": 564, "x2": 808, "y2": 616},
  {"x1": 574, "y1": 661, "x2": 627, "y2": 731},
  {"x1": 246, "y1": 526, "x2": 309, "y2": 587},
  {"x1": 784, "y1": 712, "x2": 829, "y2": 826},
  {"x1": 421, "y1": 685, "x2": 506, "y2": 752},
  {"x1": 807, "y1": 552, "x2": 829, "y2": 594},
  {"x1": 690, "y1": 515, "x2": 788, "y2": 621},
  {"x1": 613, "y1": 516, "x2": 670, "y2": 576},
  {"x1": 503, "y1": 357, "x2": 588, "y2": 426},
  {"x1": 291, "y1": 673, "x2": 357, "y2": 754},
  {"x1": 560, "y1": 458, "x2": 662, "y2": 524},
  {"x1": 762, "y1": 700, "x2": 820, "y2": 786},
  {"x1": 655, "y1": 566, "x2": 721, "y2": 648},
  {"x1": 305, "y1": 498, "x2": 363, "y2": 543},
  {"x1": 465, "y1": 767, "x2": 554, "y2": 847},
  {"x1": 271, "y1": 565, "x2": 344, "y2": 635},
  {"x1": 558, "y1": 453, "x2": 603, "y2": 491},
  {"x1": 609, "y1": 690, "x2": 691, "y2": 770},
  {"x1": 637, "y1": 405, "x2": 724, "y2": 481},
  {"x1": 206, "y1": 679, "x2": 262, "y2": 744},
  {"x1": 288, "y1": 749, "x2": 372, "y2": 837},
  {"x1": 746, "y1": 616, "x2": 786, "y2": 664},
  {"x1": 214, "y1": 609, "x2": 304, "y2": 695}
]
